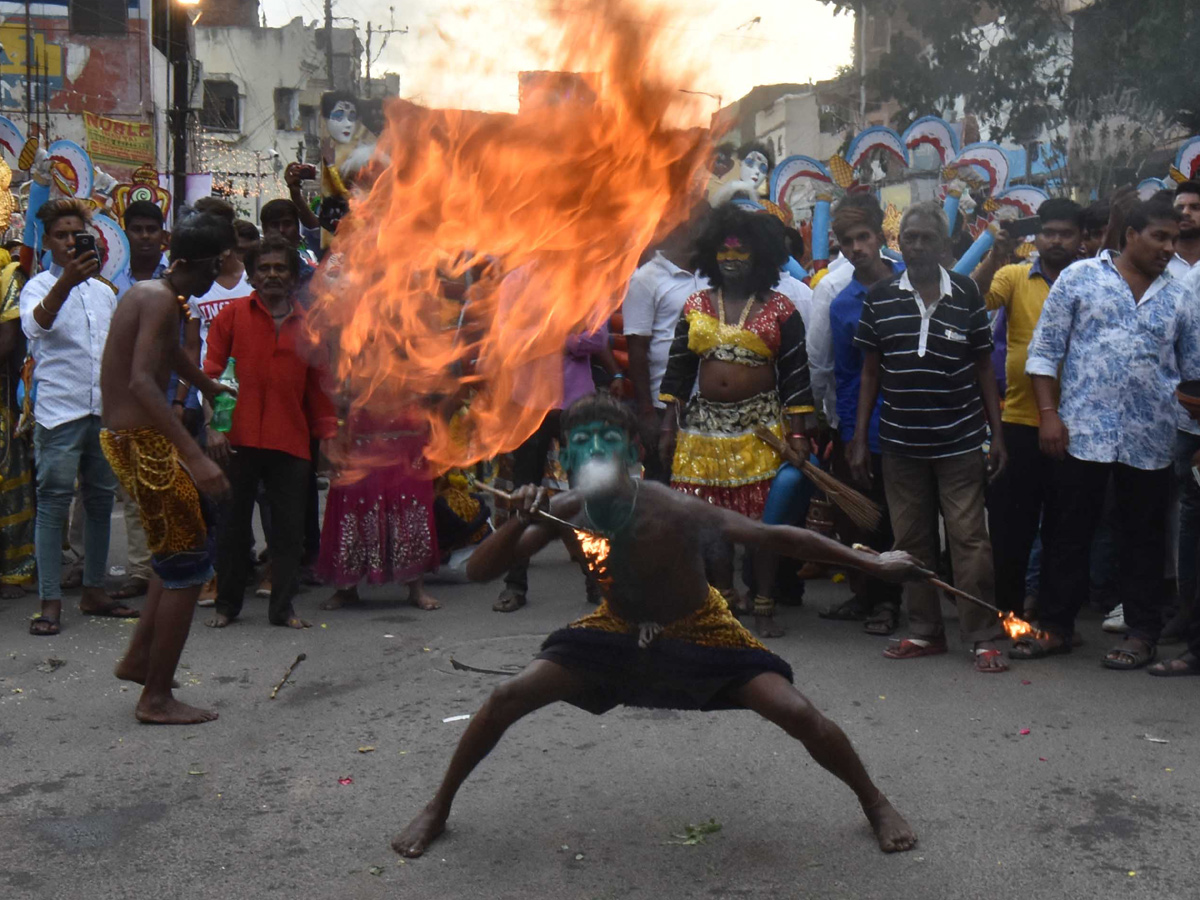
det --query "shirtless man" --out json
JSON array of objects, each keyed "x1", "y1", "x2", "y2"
[
  {"x1": 100, "y1": 213, "x2": 235, "y2": 725},
  {"x1": 393, "y1": 393, "x2": 930, "y2": 858}
]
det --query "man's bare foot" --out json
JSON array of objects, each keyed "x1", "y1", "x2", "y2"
[
  {"x1": 79, "y1": 586, "x2": 139, "y2": 618},
  {"x1": 135, "y1": 695, "x2": 219, "y2": 725},
  {"x1": 272, "y1": 614, "x2": 312, "y2": 629},
  {"x1": 392, "y1": 804, "x2": 448, "y2": 858},
  {"x1": 205, "y1": 613, "x2": 234, "y2": 628},
  {"x1": 114, "y1": 658, "x2": 180, "y2": 689},
  {"x1": 320, "y1": 587, "x2": 359, "y2": 611},
  {"x1": 863, "y1": 796, "x2": 917, "y2": 853},
  {"x1": 754, "y1": 613, "x2": 785, "y2": 638},
  {"x1": 407, "y1": 583, "x2": 440, "y2": 611}
]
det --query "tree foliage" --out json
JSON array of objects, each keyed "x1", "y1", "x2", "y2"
[{"x1": 818, "y1": 0, "x2": 1200, "y2": 142}]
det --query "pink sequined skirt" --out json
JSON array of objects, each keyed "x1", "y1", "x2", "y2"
[{"x1": 317, "y1": 463, "x2": 439, "y2": 587}]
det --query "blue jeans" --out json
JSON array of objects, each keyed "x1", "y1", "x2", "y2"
[
  {"x1": 33, "y1": 415, "x2": 116, "y2": 600},
  {"x1": 742, "y1": 461, "x2": 817, "y2": 600},
  {"x1": 761, "y1": 460, "x2": 818, "y2": 527}
]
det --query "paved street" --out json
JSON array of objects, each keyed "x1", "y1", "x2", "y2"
[{"x1": 1, "y1": 518, "x2": 1197, "y2": 900}]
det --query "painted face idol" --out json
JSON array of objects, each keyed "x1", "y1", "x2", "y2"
[
  {"x1": 326, "y1": 100, "x2": 358, "y2": 144},
  {"x1": 740, "y1": 150, "x2": 769, "y2": 186}
]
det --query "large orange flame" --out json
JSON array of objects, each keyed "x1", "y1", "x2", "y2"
[{"x1": 308, "y1": 0, "x2": 712, "y2": 472}]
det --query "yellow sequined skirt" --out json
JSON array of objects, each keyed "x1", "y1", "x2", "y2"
[{"x1": 670, "y1": 390, "x2": 783, "y2": 518}]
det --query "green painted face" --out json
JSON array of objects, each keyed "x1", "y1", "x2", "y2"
[{"x1": 560, "y1": 419, "x2": 636, "y2": 473}]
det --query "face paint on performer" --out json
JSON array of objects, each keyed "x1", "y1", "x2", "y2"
[
  {"x1": 716, "y1": 236, "x2": 752, "y2": 282},
  {"x1": 560, "y1": 419, "x2": 638, "y2": 477}
]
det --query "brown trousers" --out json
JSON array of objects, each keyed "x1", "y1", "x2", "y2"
[{"x1": 881, "y1": 450, "x2": 1003, "y2": 645}]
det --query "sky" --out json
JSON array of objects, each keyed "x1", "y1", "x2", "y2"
[{"x1": 257, "y1": 0, "x2": 856, "y2": 113}]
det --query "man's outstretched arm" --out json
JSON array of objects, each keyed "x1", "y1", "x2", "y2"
[{"x1": 705, "y1": 500, "x2": 933, "y2": 583}]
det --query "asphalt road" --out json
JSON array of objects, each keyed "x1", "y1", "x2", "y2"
[{"x1": 1, "y1": 514, "x2": 1198, "y2": 900}]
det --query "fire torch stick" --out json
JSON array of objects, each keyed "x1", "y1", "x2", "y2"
[
  {"x1": 851, "y1": 543, "x2": 1002, "y2": 615},
  {"x1": 850, "y1": 543, "x2": 1044, "y2": 638},
  {"x1": 469, "y1": 478, "x2": 602, "y2": 537}
]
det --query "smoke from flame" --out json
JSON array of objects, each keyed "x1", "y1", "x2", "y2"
[{"x1": 308, "y1": 0, "x2": 713, "y2": 472}]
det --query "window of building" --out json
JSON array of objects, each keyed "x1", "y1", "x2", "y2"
[
  {"x1": 274, "y1": 88, "x2": 300, "y2": 131},
  {"x1": 70, "y1": 0, "x2": 128, "y2": 35},
  {"x1": 201, "y1": 80, "x2": 240, "y2": 132},
  {"x1": 299, "y1": 104, "x2": 318, "y2": 137}
]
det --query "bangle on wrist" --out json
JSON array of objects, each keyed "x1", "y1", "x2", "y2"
[{"x1": 1039, "y1": 406, "x2": 1056, "y2": 413}]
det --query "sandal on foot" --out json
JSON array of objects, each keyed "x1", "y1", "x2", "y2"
[
  {"x1": 974, "y1": 648, "x2": 1009, "y2": 674},
  {"x1": 819, "y1": 595, "x2": 870, "y2": 621},
  {"x1": 883, "y1": 637, "x2": 947, "y2": 659},
  {"x1": 80, "y1": 601, "x2": 140, "y2": 619},
  {"x1": 1147, "y1": 651, "x2": 1200, "y2": 677},
  {"x1": 1008, "y1": 635, "x2": 1071, "y2": 660},
  {"x1": 29, "y1": 615, "x2": 61, "y2": 636},
  {"x1": 1102, "y1": 638, "x2": 1157, "y2": 671},
  {"x1": 863, "y1": 605, "x2": 900, "y2": 636},
  {"x1": 492, "y1": 589, "x2": 527, "y2": 613}
]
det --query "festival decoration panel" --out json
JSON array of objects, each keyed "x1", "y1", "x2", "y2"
[{"x1": 902, "y1": 116, "x2": 959, "y2": 167}]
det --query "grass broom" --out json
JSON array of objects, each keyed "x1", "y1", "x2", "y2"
[{"x1": 753, "y1": 427, "x2": 882, "y2": 532}]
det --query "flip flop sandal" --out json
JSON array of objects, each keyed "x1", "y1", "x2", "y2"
[
  {"x1": 1147, "y1": 652, "x2": 1200, "y2": 677},
  {"x1": 863, "y1": 605, "x2": 900, "y2": 636},
  {"x1": 1008, "y1": 636, "x2": 1071, "y2": 660},
  {"x1": 1102, "y1": 640, "x2": 1157, "y2": 671},
  {"x1": 819, "y1": 595, "x2": 870, "y2": 621},
  {"x1": 29, "y1": 615, "x2": 61, "y2": 636},
  {"x1": 883, "y1": 638, "x2": 948, "y2": 659},
  {"x1": 80, "y1": 602, "x2": 140, "y2": 619},
  {"x1": 492, "y1": 589, "x2": 527, "y2": 613},
  {"x1": 974, "y1": 649, "x2": 1009, "y2": 674}
]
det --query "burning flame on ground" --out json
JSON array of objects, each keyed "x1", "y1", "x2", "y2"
[
  {"x1": 308, "y1": 0, "x2": 712, "y2": 472},
  {"x1": 1000, "y1": 611, "x2": 1047, "y2": 641}
]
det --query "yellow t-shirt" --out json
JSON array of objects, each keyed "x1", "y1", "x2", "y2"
[{"x1": 985, "y1": 262, "x2": 1058, "y2": 427}]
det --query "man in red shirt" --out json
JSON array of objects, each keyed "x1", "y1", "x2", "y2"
[{"x1": 203, "y1": 235, "x2": 336, "y2": 629}]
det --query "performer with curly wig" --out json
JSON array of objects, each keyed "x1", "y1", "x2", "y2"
[{"x1": 659, "y1": 204, "x2": 817, "y2": 636}]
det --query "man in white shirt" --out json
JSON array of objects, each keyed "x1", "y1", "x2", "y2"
[
  {"x1": 20, "y1": 199, "x2": 135, "y2": 635},
  {"x1": 805, "y1": 253, "x2": 852, "y2": 429},
  {"x1": 1168, "y1": 181, "x2": 1200, "y2": 278},
  {"x1": 622, "y1": 224, "x2": 708, "y2": 479}
]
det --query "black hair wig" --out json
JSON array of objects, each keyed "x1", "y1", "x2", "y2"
[{"x1": 691, "y1": 203, "x2": 787, "y2": 296}]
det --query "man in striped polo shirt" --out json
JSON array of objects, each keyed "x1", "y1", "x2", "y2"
[{"x1": 849, "y1": 202, "x2": 1009, "y2": 674}]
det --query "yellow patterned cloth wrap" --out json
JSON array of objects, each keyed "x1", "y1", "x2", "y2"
[
  {"x1": 684, "y1": 309, "x2": 772, "y2": 365},
  {"x1": 567, "y1": 584, "x2": 770, "y2": 653},
  {"x1": 100, "y1": 428, "x2": 207, "y2": 558}
]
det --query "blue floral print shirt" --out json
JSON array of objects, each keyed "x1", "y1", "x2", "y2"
[{"x1": 1025, "y1": 251, "x2": 1200, "y2": 470}]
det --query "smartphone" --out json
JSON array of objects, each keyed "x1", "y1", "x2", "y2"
[
  {"x1": 297, "y1": 164, "x2": 318, "y2": 180},
  {"x1": 74, "y1": 232, "x2": 97, "y2": 259},
  {"x1": 1000, "y1": 216, "x2": 1041, "y2": 239}
]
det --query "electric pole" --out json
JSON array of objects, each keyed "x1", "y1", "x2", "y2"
[
  {"x1": 168, "y1": 0, "x2": 191, "y2": 223},
  {"x1": 324, "y1": 0, "x2": 334, "y2": 88},
  {"x1": 363, "y1": 7, "x2": 406, "y2": 98}
]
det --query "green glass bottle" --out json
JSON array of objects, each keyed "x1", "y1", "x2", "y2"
[{"x1": 211, "y1": 357, "x2": 238, "y2": 433}]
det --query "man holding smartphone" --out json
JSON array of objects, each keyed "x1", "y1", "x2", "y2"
[{"x1": 19, "y1": 199, "x2": 132, "y2": 635}]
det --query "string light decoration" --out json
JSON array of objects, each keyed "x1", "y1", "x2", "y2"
[{"x1": 197, "y1": 131, "x2": 290, "y2": 216}]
